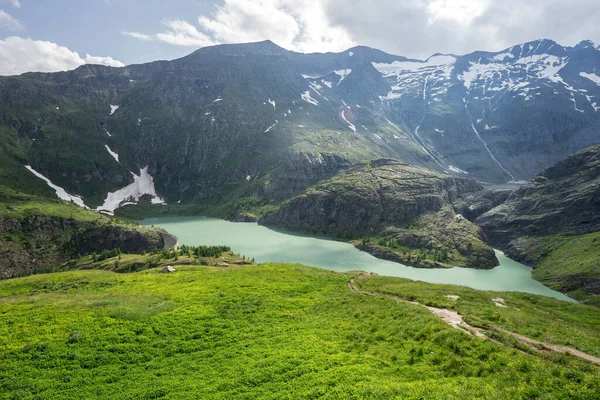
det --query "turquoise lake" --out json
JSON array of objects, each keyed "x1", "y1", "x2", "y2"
[{"x1": 142, "y1": 216, "x2": 574, "y2": 302}]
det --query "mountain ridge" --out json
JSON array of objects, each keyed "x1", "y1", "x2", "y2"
[{"x1": 1, "y1": 37, "x2": 599, "y2": 216}]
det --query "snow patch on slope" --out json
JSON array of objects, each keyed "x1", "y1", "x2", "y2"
[
  {"x1": 580, "y1": 72, "x2": 600, "y2": 86},
  {"x1": 25, "y1": 165, "x2": 87, "y2": 208},
  {"x1": 493, "y1": 52, "x2": 515, "y2": 61},
  {"x1": 373, "y1": 55, "x2": 456, "y2": 77},
  {"x1": 585, "y1": 94, "x2": 599, "y2": 112},
  {"x1": 334, "y1": 69, "x2": 352, "y2": 85},
  {"x1": 340, "y1": 109, "x2": 356, "y2": 132},
  {"x1": 459, "y1": 54, "x2": 567, "y2": 90},
  {"x1": 109, "y1": 105, "x2": 119, "y2": 115},
  {"x1": 448, "y1": 165, "x2": 468, "y2": 174},
  {"x1": 264, "y1": 120, "x2": 278, "y2": 133},
  {"x1": 380, "y1": 89, "x2": 402, "y2": 101},
  {"x1": 301, "y1": 90, "x2": 319, "y2": 106},
  {"x1": 373, "y1": 55, "x2": 456, "y2": 101},
  {"x1": 515, "y1": 54, "x2": 567, "y2": 79},
  {"x1": 104, "y1": 145, "x2": 119, "y2": 163},
  {"x1": 96, "y1": 167, "x2": 165, "y2": 215}
]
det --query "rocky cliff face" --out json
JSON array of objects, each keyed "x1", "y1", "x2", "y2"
[
  {"x1": 453, "y1": 189, "x2": 513, "y2": 222},
  {"x1": 261, "y1": 159, "x2": 481, "y2": 235},
  {"x1": 0, "y1": 215, "x2": 164, "y2": 278},
  {"x1": 476, "y1": 145, "x2": 600, "y2": 247},
  {"x1": 474, "y1": 145, "x2": 600, "y2": 302},
  {"x1": 260, "y1": 159, "x2": 497, "y2": 269},
  {"x1": 262, "y1": 150, "x2": 355, "y2": 202}
]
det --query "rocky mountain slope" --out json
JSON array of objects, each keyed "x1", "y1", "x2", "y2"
[
  {"x1": 477, "y1": 144, "x2": 600, "y2": 244},
  {"x1": 476, "y1": 145, "x2": 600, "y2": 303},
  {"x1": 374, "y1": 40, "x2": 600, "y2": 182},
  {"x1": 1, "y1": 39, "x2": 599, "y2": 216},
  {"x1": 0, "y1": 215, "x2": 165, "y2": 278},
  {"x1": 0, "y1": 189, "x2": 167, "y2": 278},
  {"x1": 260, "y1": 159, "x2": 497, "y2": 269}
]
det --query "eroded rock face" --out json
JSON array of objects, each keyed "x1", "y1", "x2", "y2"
[
  {"x1": 453, "y1": 189, "x2": 513, "y2": 222},
  {"x1": 261, "y1": 159, "x2": 481, "y2": 235},
  {"x1": 476, "y1": 145, "x2": 600, "y2": 247},
  {"x1": 260, "y1": 159, "x2": 496, "y2": 269},
  {"x1": 71, "y1": 225, "x2": 164, "y2": 255},
  {"x1": 472, "y1": 145, "x2": 600, "y2": 300},
  {"x1": 0, "y1": 216, "x2": 164, "y2": 278},
  {"x1": 263, "y1": 151, "x2": 355, "y2": 201}
]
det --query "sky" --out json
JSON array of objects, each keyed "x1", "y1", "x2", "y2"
[{"x1": 1, "y1": 0, "x2": 599, "y2": 75}]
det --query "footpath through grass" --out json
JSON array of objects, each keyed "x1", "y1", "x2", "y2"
[{"x1": 0, "y1": 264, "x2": 599, "y2": 399}]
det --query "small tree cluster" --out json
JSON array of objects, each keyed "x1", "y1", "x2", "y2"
[
  {"x1": 180, "y1": 244, "x2": 231, "y2": 258},
  {"x1": 92, "y1": 248, "x2": 122, "y2": 262}
]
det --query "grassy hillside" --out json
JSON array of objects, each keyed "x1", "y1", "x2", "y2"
[
  {"x1": 476, "y1": 144, "x2": 600, "y2": 303},
  {"x1": 0, "y1": 190, "x2": 109, "y2": 222},
  {"x1": 0, "y1": 190, "x2": 168, "y2": 278},
  {"x1": 507, "y1": 232, "x2": 600, "y2": 306},
  {"x1": 1, "y1": 264, "x2": 598, "y2": 399}
]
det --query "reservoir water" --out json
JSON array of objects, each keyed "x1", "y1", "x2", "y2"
[{"x1": 141, "y1": 216, "x2": 574, "y2": 302}]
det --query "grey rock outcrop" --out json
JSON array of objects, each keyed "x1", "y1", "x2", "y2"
[
  {"x1": 260, "y1": 159, "x2": 497, "y2": 269},
  {"x1": 260, "y1": 159, "x2": 482, "y2": 235},
  {"x1": 476, "y1": 145, "x2": 600, "y2": 247},
  {"x1": 0, "y1": 215, "x2": 164, "y2": 278},
  {"x1": 453, "y1": 189, "x2": 513, "y2": 222}
]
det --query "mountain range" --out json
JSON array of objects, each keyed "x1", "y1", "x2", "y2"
[
  {"x1": 3, "y1": 36, "x2": 600, "y2": 398},
  {"x1": 1, "y1": 38, "x2": 600, "y2": 215},
  {"x1": 2, "y1": 37, "x2": 600, "y2": 300}
]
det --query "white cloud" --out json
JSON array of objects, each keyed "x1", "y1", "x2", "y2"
[
  {"x1": 125, "y1": 0, "x2": 356, "y2": 53},
  {"x1": 155, "y1": 19, "x2": 214, "y2": 47},
  {"x1": 121, "y1": 31, "x2": 153, "y2": 41},
  {"x1": 426, "y1": 0, "x2": 489, "y2": 24},
  {"x1": 83, "y1": 54, "x2": 125, "y2": 67},
  {"x1": 119, "y1": 0, "x2": 600, "y2": 58},
  {"x1": 0, "y1": 0, "x2": 20, "y2": 8},
  {"x1": 327, "y1": 0, "x2": 600, "y2": 58},
  {"x1": 0, "y1": 37, "x2": 125, "y2": 76},
  {"x1": 0, "y1": 9, "x2": 24, "y2": 31},
  {"x1": 196, "y1": 0, "x2": 300, "y2": 46}
]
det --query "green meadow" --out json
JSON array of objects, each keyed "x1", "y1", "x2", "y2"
[{"x1": 1, "y1": 263, "x2": 599, "y2": 399}]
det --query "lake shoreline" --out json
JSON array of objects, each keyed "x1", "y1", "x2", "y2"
[{"x1": 141, "y1": 216, "x2": 574, "y2": 302}]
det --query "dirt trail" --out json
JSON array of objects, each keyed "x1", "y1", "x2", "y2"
[
  {"x1": 492, "y1": 327, "x2": 600, "y2": 365},
  {"x1": 348, "y1": 279, "x2": 600, "y2": 366},
  {"x1": 348, "y1": 279, "x2": 485, "y2": 338}
]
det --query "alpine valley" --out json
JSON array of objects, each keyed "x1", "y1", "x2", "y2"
[
  {"x1": 1, "y1": 38, "x2": 600, "y2": 302},
  {"x1": 2, "y1": 35, "x2": 600, "y2": 400}
]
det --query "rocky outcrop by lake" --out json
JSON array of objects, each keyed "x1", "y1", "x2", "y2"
[
  {"x1": 474, "y1": 145, "x2": 600, "y2": 303},
  {"x1": 261, "y1": 159, "x2": 481, "y2": 234},
  {"x1": 0, "y1": 215, "x2": 165, "y2": 278},
  {"x1": 261, "y1": 159, "x2": 498, "y2": 269},
  {"x1": 476, "y1": 144, "x2": 600, "y2": 247}
]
